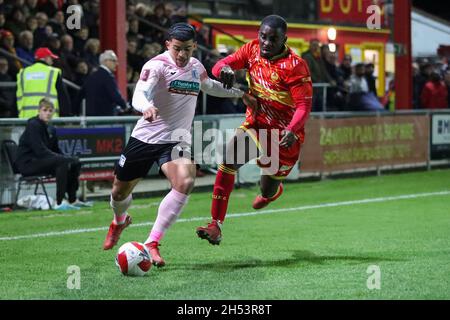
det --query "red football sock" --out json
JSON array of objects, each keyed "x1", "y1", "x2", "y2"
[{"x1": 211, "y1": 164, "x2": 236, "y2": 223}]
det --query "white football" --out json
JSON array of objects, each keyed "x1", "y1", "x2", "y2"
[{"x1": 115, "y1": 242, "x2": 152, "y2": 276}]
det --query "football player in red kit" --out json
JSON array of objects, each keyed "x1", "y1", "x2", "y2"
[{"x1": 196, "y1": 15, "x2": 313, "y2": 245}]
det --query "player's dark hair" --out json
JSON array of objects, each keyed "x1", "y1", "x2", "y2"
[
  {"x1": 260, "y1": 15, "x2": 287, "y2": 34},
  {"x1": 167, "y1": 22, "x2": 196, "y2": 41}
]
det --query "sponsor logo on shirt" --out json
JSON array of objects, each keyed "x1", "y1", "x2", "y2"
[
  {"x1": 168, "y1": 80, "x2": 200, "y2": 96},
  {"x1": 118, "y1": 155, "x2": 126, "y2": 167}
]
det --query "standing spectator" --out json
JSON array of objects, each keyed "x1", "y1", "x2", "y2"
[
  {"x1": 82, "y1": 38, "x2": 100, "y2": 70},
  {"x1": 68, "y1": 59, "x2": 88, "y2": 114},
  {"x1": 414, "y1": 61, "x2": 433, "y2": 109},
  {"x1": 339, "y1": 54, "x2": 353, "y2": 81},
  {"x1": 302, "y1": 39, "x2": 332, "y2": 111},
  {"x1": 365, "y1": 63, "x2": 377, "y2": 95},
  {"x1": 72, "y1": 25, "x2": 89, "y2": 56},
  {"x1": 420, "y1": 71, "x2": 448, "y2": 109},
  {"x1": 76, "y1": 50, "x2": 129, "y2": 116},
  {"x1": 0, "y1": 56, "x2": 17, "y2": 117},
  {"x1": 33, "y1": 12, "x2": 50, "y2": 48},
  {"x1": 15, "y1": 30, "x2": 34, "y2": 64},
  {"x1": 59, "y1": 34, "x2": 77, "y2": 79},
  {"x1": 0, "y1": 30, "x2": 22, "y2": 78},
  {"x1": 444, "y1": 70, "x2": 450, "y2": 108},
  {"x1": 16, "y1": 47, "x2": 71, "y2": 118}
]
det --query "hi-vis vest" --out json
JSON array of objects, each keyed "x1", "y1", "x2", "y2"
[{"x1": 16, "y1": 63, "x2": 61, "y2": 118}]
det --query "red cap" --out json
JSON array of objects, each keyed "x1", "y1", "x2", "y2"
[
  {"x1": 0, "y1": 30, "x2": 14, "y2": 38},
  {"x1": 35, "y1": 47, "x2": 59, "y2": 60}
]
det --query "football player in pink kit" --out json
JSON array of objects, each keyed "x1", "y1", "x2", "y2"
[{"x1": 102, "y1": 23, "x2": 255, "y2": 267}]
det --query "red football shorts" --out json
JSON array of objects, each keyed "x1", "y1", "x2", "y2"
[{"x1": 239, "y1": 120, "x2": 302, "y2": 180}]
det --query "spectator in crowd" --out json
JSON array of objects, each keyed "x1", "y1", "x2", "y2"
[
  {"x1": 4, "y1": 7, "x2": 26, "y2": 38},
  {"x1": 0, "y1": 29, "x2": 22, "y2": 78},
  {"x1": 23, "y1": 0, "x2": 39, "y2": 17},
  {"x1": 420, "y1": 70, "x2": 448, "y2": 109},
  {"x1": 59, "y1": 34, "x2": 76, "y2": 79},
  {"x1": 148, "y1": 2, "x2": 171, "y2": 45},
  {"x1": 76, "y1": 50, "x2": 129, "y2": 116},
  {"x1": 25, "y1": 16, "x2": 37, "y2": 33},
  {"x1": 349, "y1": 63, "x2": 384, "y2": 111},
  {"x1": 16, "y1": 47, "x2": 71, "y2": 117},
  {"x1": 339, "y1": 54, "x2": 353, "y2": 81},
  {"x1": 82, "y1": 38, "x2": 100, "y2": 70},
  {"x1": 0, "y1": 56, "x2": 17, "y2": 117},
  {"x1": 33, "y1": 12, "x2": 51, "y2": 48},
  {"x1": 48, "y1": 10, "x2": 66, "y2": 36},
  {"x1": 413, "y1": 61, "x2": 433, "y2": 108},
  {"x1": 444, "y1": 69, "x2": 450, "y2": 108},
  {"x1": 72, "y1": 25, "x2": 89, "y2": 56},
  {"x1": 14, "y1": 100, "x2": 88, "y2": 210},
  {"x1": 302, "y1": 39, "x2": 332, "y2": 111},
  {"x1": 0, "y1": 12, "x2": 6, "y2": 30},
  {"x1": 127, "y1": 16, "x2": 144, "y2": 47},
  {"x1": 365, "y1": 63, "x2": 377, "y2": 95},
  {"x1": 15, "y1": 30, "x2": 34, "y2": 64},
  {"x1": 68, "y1": 58, "x2": 87, "y2": 113},
  {"x1": 38, "y1": 0, "x2": 59, "y2": 18}
]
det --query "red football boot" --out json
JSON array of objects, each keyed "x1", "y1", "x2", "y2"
[
  {"x1": 103, "y1": 215, "x2": 132, "y2": 250},
  {"x1": 145, "y1": 241, "x2": 165, "y2": 268},
  {"x1": 252, "y1": 183, "x2": 284, "y2": 210},
  {"x1": 196, "y1": 220, "x2": 222, "y2": 245}
]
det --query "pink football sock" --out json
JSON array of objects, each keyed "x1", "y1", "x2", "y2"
[
  {"x1": 110, "y1": 194, "x2": 132, "y2": 225},
  {"x1": 145, "y1": 189, "x2": 189, "y2": 244}
]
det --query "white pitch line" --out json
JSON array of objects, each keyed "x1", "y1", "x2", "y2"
[{"x1": 1, "y1": 190, "x2": 449, "y2": 242}]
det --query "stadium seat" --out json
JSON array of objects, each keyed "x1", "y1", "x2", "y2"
[{"x1": 1, "y1": 140, "x2": 54, "y2": 210}]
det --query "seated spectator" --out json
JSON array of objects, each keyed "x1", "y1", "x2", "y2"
[
  {"x1": 75, "y1": 50, "x2": 129, "y2": 116},
  {"x1": 0, "y1": 56, "x2": 17, "y2": 117},
  {"x1": 14, "y1": 98, "x2": 88, "y2": 210},
  {"x1": 15, "y1": 30, "x2": 34, "y2": 64},
  {"x1": 420, "y1": 70, "x2": 448, "y2": 109},
  {"x1": 349, "y1": 63, "x2": 384, "y2": 111}
]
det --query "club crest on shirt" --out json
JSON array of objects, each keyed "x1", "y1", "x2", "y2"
[
  {"x1": 140, "y1": 69, "x2": 150, "y2": 81},
  {"x1": 192, "y1": 69, "x2": 199, "y2": 80},
  {"x1": 271, "y1": 72, "x2": 280, "y2": 83}
]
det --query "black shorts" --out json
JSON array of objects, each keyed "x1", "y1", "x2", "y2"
[{"x1": 114, "y1": 137, "x2": 190, "y2": 182}]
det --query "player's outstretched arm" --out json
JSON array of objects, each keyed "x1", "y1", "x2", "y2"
[{"x1": 200, "y1": 77, "x2": 258, "y2": 111}]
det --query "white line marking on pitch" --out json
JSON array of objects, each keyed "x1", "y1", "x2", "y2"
[{"x1": 1, "y1": 190, "x2": 449, "y2": 241}]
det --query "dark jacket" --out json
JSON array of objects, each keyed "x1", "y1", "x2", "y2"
[
  {"x1": 15, "y1": 116, "x2": 65, "y2": 172},
  {"x1": 76, "y1": 66, "x2": 127, "y2": 116}
]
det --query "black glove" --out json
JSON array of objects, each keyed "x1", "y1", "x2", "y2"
[{"x1": 220, "y1": 65, "x2": 235, "y2": 90}]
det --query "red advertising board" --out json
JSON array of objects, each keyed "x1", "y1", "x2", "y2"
[{"x1": 318, "y1": 0, "x2": 386, "y2": 26}]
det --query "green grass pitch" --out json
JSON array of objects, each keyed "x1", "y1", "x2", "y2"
[{"x1": 0, "y1": 169, "x2": 449, "y2": 300}]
